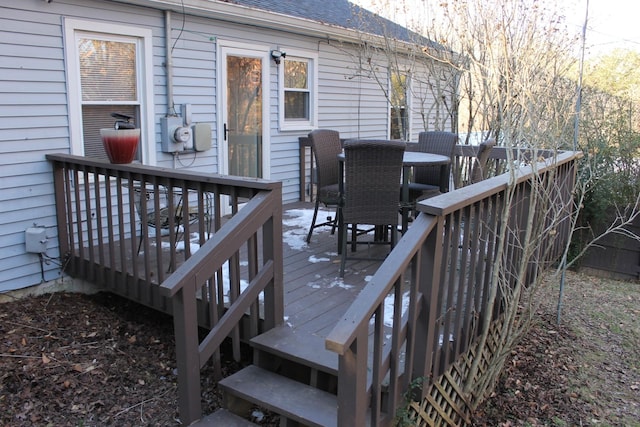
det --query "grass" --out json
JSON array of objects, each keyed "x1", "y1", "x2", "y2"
[{"x1": 553, "y1": 271, "x2": 640, "y2": 426}]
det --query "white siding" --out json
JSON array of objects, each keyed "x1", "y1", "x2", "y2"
[
  {"x1": 0, "y1": 0, "x2": 167, "y2": 292},
  {"x1": 409, "y1": 61, "x2": 457, "y2": 136},
  {"x1": 1, "y1": 2, "x2": 69, "y2": 291},
  {"x1": 158, "y1": 13, "x2": 217, "y2": 172},
  {"x1": 0, "y1": 0, "x2": 454, "y2": 292}
]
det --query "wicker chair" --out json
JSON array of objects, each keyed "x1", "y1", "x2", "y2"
[
  {"x1": 402, "y1": 131, "x2": 458, "y2": 219},
  {"x1": 306, "y1": 129, "x2": 343, "y2": 243},
  {"x1": 409, "y1": 131, "x2": 458, "y2": 196},
  {"x1": 340, "y1": 139, "x2": 406, "y2": 277},
  {"x1": 469, "y1": 138, "x2": 496, "y2": 184}
]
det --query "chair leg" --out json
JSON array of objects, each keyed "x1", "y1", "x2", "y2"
[
  {"x1": 137, "y1": 223, "x2": 144, "y2": 255},
  {"x1": 340, "y1": 221, "x2": 348, "y2": 277},
  {"x1": 306, "y1": 199, "x2": 320, "y2": 243},
  {"x1": 390, "y1": 225, "x2": 398, "y2": 249},
  {"x1": 330, "y1": 206, "x2": 339, "y2": 235},
  {"x1": 351, "y1": 223, "x2": 357, "y2": 252}
]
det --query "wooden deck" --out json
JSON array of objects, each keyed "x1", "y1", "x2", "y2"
[
  {"x1": 48, "y1": 149, "x2": 583, "y2": 426},
  {"x1": 279, "y1": 201, "x2": 389, "y2": 338},
  {"x1": 244, "y1": 201, "x2": 396, "y2": 382},
  {"x1": 128, "y1": 200, "x2": 389, "y2": 334}
]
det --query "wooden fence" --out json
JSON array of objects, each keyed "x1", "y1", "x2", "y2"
[{"x1": 581, "y1": 209, "x2": 640, "y2": 280}]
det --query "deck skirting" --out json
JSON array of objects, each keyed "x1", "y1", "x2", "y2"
[{"x1": 403, "y1": 315, "x2": 505, "y2": 426}]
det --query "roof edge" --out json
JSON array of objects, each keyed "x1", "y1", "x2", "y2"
[{"x1": 106, "y1": 0, "x2": 384, "y2": 44}]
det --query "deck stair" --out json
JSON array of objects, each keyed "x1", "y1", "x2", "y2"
[
  {"x1": 194, "y1": 408, "x2": 260, "y2": 426},
  {"x1": 216, "y1": 325, "x2": 343, "y2": 426},
  {"x1": 220, "y1": 365, "x2": 339, "y2": 427},
  {"x1": 250, "y1": 325, "x2": 338, "y2": 378}
]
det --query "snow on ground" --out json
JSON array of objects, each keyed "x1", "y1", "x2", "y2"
[
  {"x1": 283, "y1": 211, "x2": 410, "y2": 328},
  {"x1": 282, "y1": 208, "x2": 319, "y2": 250}
]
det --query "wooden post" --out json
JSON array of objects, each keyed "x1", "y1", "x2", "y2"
[{"x1": 173, "y1": 285, "x2": 202, "y2": 424}]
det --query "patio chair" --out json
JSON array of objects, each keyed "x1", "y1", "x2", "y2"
[
  {"x1": 133, "y1": 185, "x2": 212, "y2": 256},
  {"x1": 410, "y1": 131, "x2": 457, "y2": 193},
  {"x1": 306, "y1": 129, "x2": 343, "y2": 243},
  {"x1": 132, "y1": 184, "x2": 170, "y2": 255},
  {"x1": 340, "y1": 139, "x2": 406, "y2": 276},
  {"x1": 403, "y1": 131, "x2": 457, "y2": 217},
  {"x1": 469, "y1": 137, "x2": 496, "y2": 184}
]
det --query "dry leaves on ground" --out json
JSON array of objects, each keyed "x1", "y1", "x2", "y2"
[
  {"x1": 1, "y1": 270, "x2": 638, "y2": 426},
  {"x1": 474, "y1": 271, "x2": 640, "y2": 426}
]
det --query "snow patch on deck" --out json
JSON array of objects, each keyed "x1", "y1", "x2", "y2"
[{"x1": 282, "y1": 208, "x2": 333, "y2": 250}]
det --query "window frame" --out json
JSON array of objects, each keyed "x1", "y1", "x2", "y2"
[
  {"x1": 278, "y1": 49, "x2": 318, "y2": 131},
  {"x1": 64, "y1": 18, "x2": 156, "y2": 165}
]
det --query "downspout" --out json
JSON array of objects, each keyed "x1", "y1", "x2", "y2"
[
  {"x1": 165, "y1": 10, "x2": 177, "y2": 168},
  {"x1": 165, "y1": 10, "x2": 174, "y2": 115}
]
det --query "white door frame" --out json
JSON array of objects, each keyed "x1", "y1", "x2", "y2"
[{"x1": 217, "y1": 40, "x2": 271, "y2": 179}]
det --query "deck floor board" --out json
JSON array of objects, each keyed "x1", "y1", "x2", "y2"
[
  {"x1": 280, "y1": 202, "x2": 395, "y2": 341},
  {"x1": 127, "y1": 201, "x2": 393, "y2": 344}
]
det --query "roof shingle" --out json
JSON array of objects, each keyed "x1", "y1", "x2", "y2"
[{"x1": 227, "y1": 0, "x2": 421, "y2": 43}]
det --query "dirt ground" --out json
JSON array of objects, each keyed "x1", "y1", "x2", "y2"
[{"x1": 1, "y1": 270, "x2": 638, "y2": 426}]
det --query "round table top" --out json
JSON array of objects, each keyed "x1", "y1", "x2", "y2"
[
  {"x1": 337, "y1": 151, "x2": 450, "y2": 166},
  {"x1": 401, "y1": 151, "x2": 450, "y2": 166}
]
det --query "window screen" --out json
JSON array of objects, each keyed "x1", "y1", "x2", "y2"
[{"x1": 78, "y1": 38, "x2": 140, "y2": 160}]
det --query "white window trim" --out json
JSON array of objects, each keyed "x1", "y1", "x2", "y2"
[
  {"x1": 63, "y1": 18, "x2": 156, "y2": 165},
  {"x1": 278, "y1": 49, "x2": 318, "y2": 132},
  {"x1": 406, "y1": 73, "x2": 413, "y2": 140}
]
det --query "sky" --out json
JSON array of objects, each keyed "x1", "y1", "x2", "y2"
[
  {"x1": 352, "y1": 0, "x2": 640, "y2": 57},
  {"x1": 573, "y1": 0, "x2": 640, "y2": 55}
]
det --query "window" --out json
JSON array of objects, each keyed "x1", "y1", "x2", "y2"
[
  {"x1": 279, "y1": 51, "x2": 317, "y2": 130},
  {"x1": 390, "y1": 73, "x2": 409, "y2": 140},
  {"x1": 64, "y1": 19, "x2": 155, "y2": 164},
  {"x1": 79, "y1": 37, "x2": 139, "y2": 159},
  {"x1": 284, "y1": 59, "x2": 309, "y2": 120}
]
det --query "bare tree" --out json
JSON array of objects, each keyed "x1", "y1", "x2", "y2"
[
  {"x1": 345, "y1": 2, "x2": 462, "y2": 137},
  {"x1": 349, "y1": 0, "x2": 640, "y2": 413}
]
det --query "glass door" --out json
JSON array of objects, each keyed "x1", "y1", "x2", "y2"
[{"x1": 221, "y1": 47, "x2": 268, "y2": 178}]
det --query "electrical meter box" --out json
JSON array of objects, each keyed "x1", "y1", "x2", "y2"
[{"x1": 161, "y1": 116, "x2": 191, "y2": 153}]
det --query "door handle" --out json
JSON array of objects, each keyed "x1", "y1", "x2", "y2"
[{"x1": 224, "y1": 123, "x2": 233, "y2": 141}]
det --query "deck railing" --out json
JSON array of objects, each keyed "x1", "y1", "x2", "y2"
[
  {"x1": 325, "y1": 147, "x2": 581, "y2": 426},
  {"x1": 46, "y1": 154, "x2": 283, "y2": 424}
]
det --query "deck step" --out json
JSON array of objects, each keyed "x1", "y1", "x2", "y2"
[
  {"x1": 219, "y1": 365, "x2": 338, "y2": 427},
  {"x1": 250, "y1": 325, "x2": 338, "y2": 376},
  {"x1": 192, "y1": 408, "x2": 259, "y2": 426}
]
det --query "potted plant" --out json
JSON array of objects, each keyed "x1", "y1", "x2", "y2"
[{"x1": 100, "y1": 113, "x2": 140, "y2": 164}]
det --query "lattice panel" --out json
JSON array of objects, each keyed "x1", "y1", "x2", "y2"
[{"x1": 403, "y1": 317, "x2": 505, "y2": 426}]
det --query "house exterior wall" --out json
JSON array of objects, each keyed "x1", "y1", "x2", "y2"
[{"x1": 0, "y1": 0, "x2": 453, "y2": 292}]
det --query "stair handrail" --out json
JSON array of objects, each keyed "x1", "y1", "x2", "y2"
[
  {"x1": 46, "y1": 153, "x2": 284, "y2": 425},
  {"x1": 159, "y1": 188, "x2": 284, "y2": 425},
  {"x1": 325, "y1": 213, "x2": 438, "y2": 426}
]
